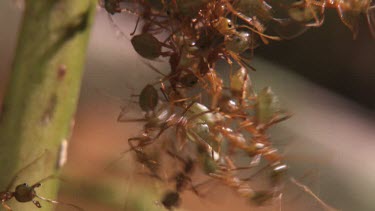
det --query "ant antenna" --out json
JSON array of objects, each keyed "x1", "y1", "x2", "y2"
[
  {"x1": 6, "y1": 150, "x2": 48, "y2": 191},
  {"x1": 33, "y1": 174, "x2": 61, "y2": 185}
]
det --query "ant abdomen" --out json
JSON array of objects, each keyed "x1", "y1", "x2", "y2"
[
  {"x1": 161, "y1": 190, "x2": 181, "y2": 210},
  {"x1": 14, "y1": 183, "x2": 37, "y2": 202}
]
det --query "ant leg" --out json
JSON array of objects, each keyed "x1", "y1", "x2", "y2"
[
  {"x1": 277, "y1": 193, "x2": 283, "y2": 211},
  {"x1": 130, "y1": 16, "x2": 141, "y2": 36},
  {"x1": 116, "y1": 101, "x2": 142, "y2": 122},
  {"x1": 159, "y1": 81, "x2": 170, "y2": 102},
  {"x1": 241, "y1": 164, "x2": 270, "y2": 182},
  {"x1": 104, "y1": 139, "x2": 145, "y2": 170},
  {"x1": 117, "y1": 116, "x2": 146, "y2": 122},
  {"x1": 236, "y1": 24, "x2": 281, "y2": 41},
  {"x1": 1, "y1": 201, "x2": 12, "y2": 211},
  {"x1": 228, "y1": 52, "x2": 256, "y2": 72},
  {"x1": 187, "y1": 178, "x2": 200, "y2": 196},
  {"x1": 259, "y1": 113, "x2": 292, "y2": 131},
  {"x1": 166, "y1": 150, "x2": 186, "y2": 164},
  {"x1": 249, "y1": 154, "x2": 261, "y2": 167},
  {"x1": 191, "y1": 179, "x2": 217, "y2": 198},
  {"x1": 31, "y1": 183, "x2": 41, "y2": 189},
  {"x1": 290, "y1": 177, "x2": 337, "y2": 211},
  {"x1": 142, "y1": 61, "x2": 168, "y2": 77},
  {"x1": 35, "y1": 195, "x2": 84, "y2": 211},
  {"x1": 128, "y1": 135, "x2": 153, "y2": 150},
  {"x1": 189, "y1": 131, "x2": 220, "y2": 161},
  {"x1": 303, "y1": 0, "x2": 325, "y2": 27},
  {"x1": 283, "y1": 167, "x2": 320, "y2": 200},
  {"x1": 152, "y1": 118, "x2": 175, "y2": 141},
  {"x1": 224, "y1": 156, "x2": 237, "y2": 170},
  {"x1": 179, "y1": 123, "x2": 197, "y2": 151},
  {"x1": 32, "y1": 200, "x2": 42, "y2": 208},
  {"x1": 107, "y1": 14, "x2": 131, "y2": 41}
]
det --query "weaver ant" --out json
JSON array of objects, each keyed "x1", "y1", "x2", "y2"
[
  {"x1": 205, "y1": 158, "x2": 280, "y2": 206},
  {"x1": 281, "y1": 0, "x2": 375, "y2": 38},
  {"x1": 312, "y1": 0, "x2": 372, "y2": 37}
]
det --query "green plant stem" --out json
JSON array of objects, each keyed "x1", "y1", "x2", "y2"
[{"x1": 0, "y1": 0, "x2": 96, "y2": 210}]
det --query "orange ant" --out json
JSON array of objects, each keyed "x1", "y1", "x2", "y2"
[
  {"x1": 204, "y1": 68, "x2": 224, "y2": 109},
  {"x1": 261, "y1": 0, "x2": 324, "y2": 27},
  {"x1": 207, "y1": 145, "x2": 336, "y2": 210},
  {"x1": 242, "y1": 146, "x2": 338, "y2": 211},
  {"x1": 231, "y1": 0, "x2": 323, "y2": 39},
  {"x1": 206, "y1": 158, "x2": 280, "y2": 206},
  {"x1": 221, "y1": 1, "x2": 282, "y2": 43},
  {"x1": 228, "y1": 67, "x2": 256, "y2": 108},
  {"x1": 236, "y1": 86, "x2": 291, "y2": 141},
  {"x1": 316, "y1": 0, "x2": 370, "y2": 35},
  {"x1": 288, "y1": 0, "x2": 375, "y2": 38}
]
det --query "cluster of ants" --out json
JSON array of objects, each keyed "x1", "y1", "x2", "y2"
[
  {"x1": 100, "y1": 0, "x2": 375, "y2": 210},
  {"x1": 1, "y1": 0, "x2": 373, "y2": 211}
]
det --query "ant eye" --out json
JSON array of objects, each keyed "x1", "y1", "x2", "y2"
[{"x1": 22, "y1": 183, "x2": 27, "y2": 186}]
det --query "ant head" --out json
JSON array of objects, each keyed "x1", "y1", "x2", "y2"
[
  {"x1": 14, "y1": 183, "x2": 37, "y2": 202},
  {"x1": 213, "y1": 17, "x2": 235, "y2": 35}
]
